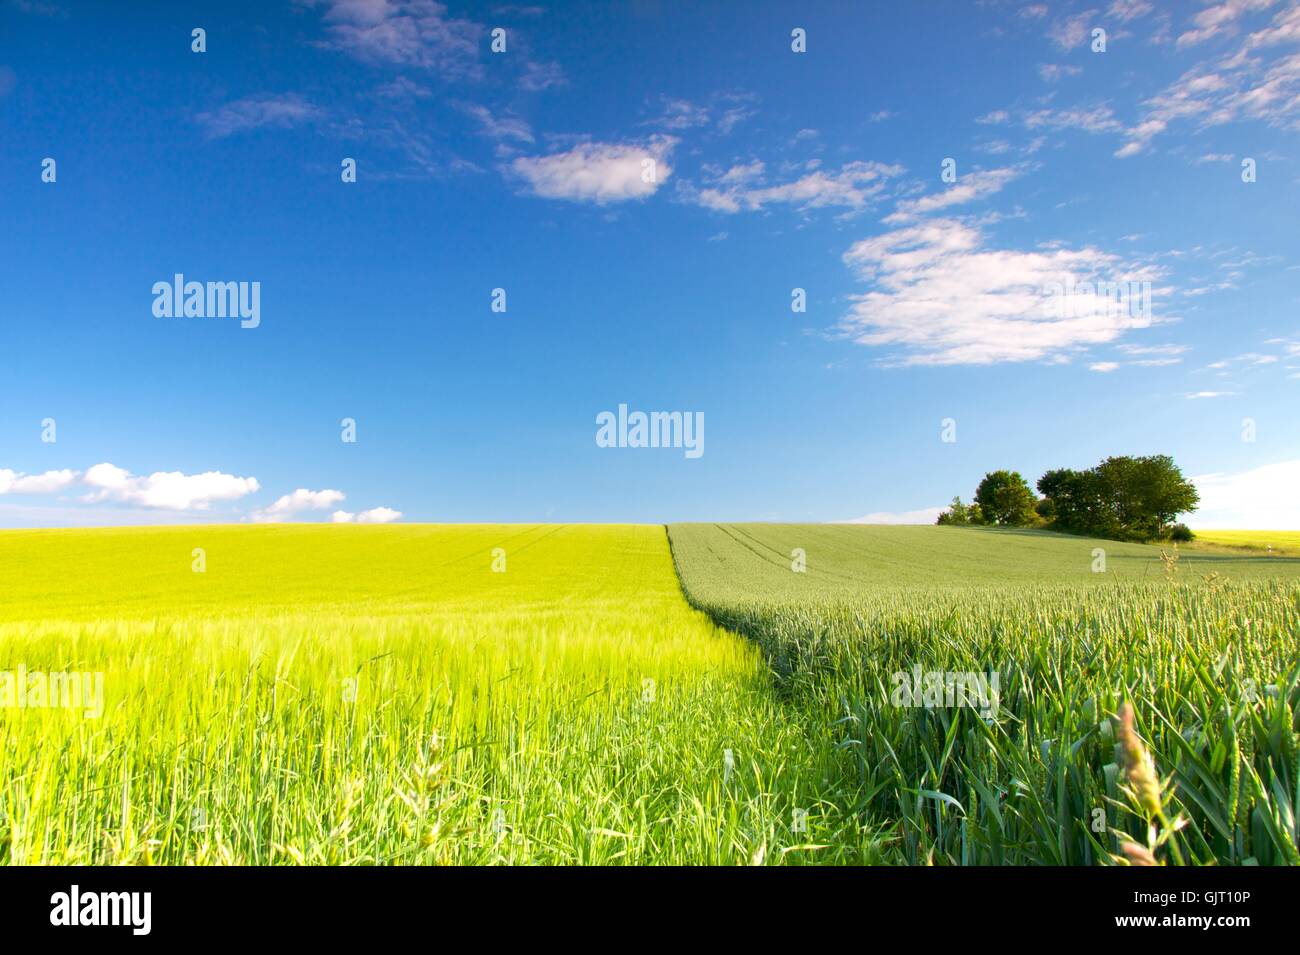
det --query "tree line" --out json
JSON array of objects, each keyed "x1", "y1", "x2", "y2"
[{"x1": 936, "y1": 454, "x2": 1200, "y2": 542}]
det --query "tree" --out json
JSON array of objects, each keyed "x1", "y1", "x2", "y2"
[
  {"x1": 1128, "y1": 455, "x2": 1199, "y2": 538},
  {"x1": 935, "y1": 496, "x2": 970, "y2": 525},
  {"x1": 974, "y1": 470, "x2": 1039, "y2": 526},
  {"x1": 1037, "y1": 467, "x2": 1120, "y2": 537},
  {"x1": 1037, "y1": 455, "x2": 1198, "y2": 540}
]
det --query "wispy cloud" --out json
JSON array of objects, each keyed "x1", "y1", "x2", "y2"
[
  {"x1": 1047, "y1": 10, "x2": 1098, "y2": 50},
  {"x1": 1118, "y1": 4, "x2": 1300, "y2": 155},
  {"x1": 518, "y1": 59, "x2": 566, "y2": 91},
  {"x1": 1024, "y1": 103, "x2": 1124, "y2": 134},
  {"x1": 643, "y1": 91, "x2": 758, "y2": 135},
  {"x1": 195, "y1": 93, "x2": 323, "y2": 139},
  {"x1": 1038, "y1": 63, "x2": 1083, "y2": 82},
  {"x1": 1117, "y1": 342, "x2": 1188, "y2": 365},
  {"x1": 9, "y1": 0, "x2": 64, "y2": 15},
  {"x1": 687, "y1": 159, "x2": 904, "y2": 214},
  {"x1": 1108, "y1": 0, "x2": 1154, "y2": 22},
  {"x1": 884, "y1": 165, "x2": 1024, "y2": 223},
  {"x1": 648, "y1": 97, "x2": 710, "y2": 130},
  {"x1": 457, "y1": 102, "x2": 533, "y2": 142},
  {"x1": 310, "y1": 0, "x2": 482, "y2": 77},
  {"x1": 1177, "y1": 0, "x2": 1278, "y2": 48}
]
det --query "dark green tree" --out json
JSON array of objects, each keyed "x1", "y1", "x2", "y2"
[
  {"x1": 974, "y1": 470, "x2": 1039, "y2": 526},
  {"x1": 1038, "y1": 455, "x2": 1198, "y2": 540},
  {"x1": 1129, "y1": 455, "x2": 1200, "y2": 538}
]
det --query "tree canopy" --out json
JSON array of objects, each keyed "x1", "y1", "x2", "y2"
[
  {"x1": 974, "y1": 470, "x2": 1039, "y2": 527},
  {"x1": 937, "y1": 455, "x2": 1199, "y2": 542}
]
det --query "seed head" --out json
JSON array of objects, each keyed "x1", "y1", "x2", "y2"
[
  {"x1": 1120, "y1": 840, "x2": 1158, "y2": 866},
  {"x1": 1116, "y1": 702, "x2": 1162, "y2": 818}
]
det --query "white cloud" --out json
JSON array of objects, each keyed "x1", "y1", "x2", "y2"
[
  {"x1": 332, "y1": 506, "x2": 403, "y2": 523},
  {"x1": 195, "y1": 93, "x2": 322, "y2": 138},
  {"x1": 884, "y1": 166, "x2": 1023, "y2": 222},
  {"x1": 690, "y1": 160, "x2": 904, "y2": 214},
  {"x1": 510, "y1": 136, "x2": 676, "y2": 203},
  {"x1": 839, "y1": 507, "x2": 944, "y2": 525},
  {"x1": 1090, "y1": 361, "x2": 1121, "y2": 372},
  {"x1": 0, "y1": 468, "x2": 79, "y2": 494},
  {"x1": 252, "y1": 488, "x2": 346, "y2": 522},
  {"x1": 1189, "y1": 458, "x2": 1300, "y2": 528},
  {"x1": 82, "y1": 462, "x2": 260, "y2": 511},
  {"x1": 0, "y1": 462, "x2": 400, "y2": 525},
  {"x1": 838, "y1": 218, "x2": 1164, "y2": 366},
  {"x1": 1186, "y1": 390, "x2": 1235, "y2": 398}
]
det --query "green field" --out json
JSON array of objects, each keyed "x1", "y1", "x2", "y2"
[
  {"x1": 668, "y1": 524, "x2": 1300, "y2": 865},
  {"x1": 2, "y1": 522, "x2": 1298, "y2": 865}
]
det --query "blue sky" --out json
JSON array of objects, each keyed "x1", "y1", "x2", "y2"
[{"x1": 1, "y1": 0, "x2": 1298, "y2": 528}]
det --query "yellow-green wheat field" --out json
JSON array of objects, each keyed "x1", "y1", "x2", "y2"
[{"x1": 0, "y1": 524, "x2": 867, "y2": 865}]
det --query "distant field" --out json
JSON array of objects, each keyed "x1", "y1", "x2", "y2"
[
  {"x1": 668, "y1": 524, "x2": 1300, "y2": 599},
  {"x1": 668, "y1": 524, "x2": 1300, "y2": 865},
  {"x1": 0, "y1": 525, "x2": 879, "y2": 865},
  {"x1": 1193, "y1": 530, "x2": 1300, "y2": 556}
]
